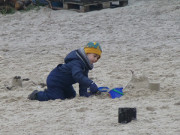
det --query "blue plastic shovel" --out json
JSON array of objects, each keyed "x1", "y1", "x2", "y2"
[
  {"x1": 98, "y1": 87, "x2": 109, "y2": 92},
  {"x1": 98, "y1": 87, "x2": 124, "y2": 99}
]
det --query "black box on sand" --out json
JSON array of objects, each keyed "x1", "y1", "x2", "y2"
[{"x1": 118, "y1": 108, "x2": 137, "y2": 123}]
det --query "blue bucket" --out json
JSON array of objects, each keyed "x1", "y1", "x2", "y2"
[{"x1": 109, "y1": 87, "x2": 124, "y2": 99}]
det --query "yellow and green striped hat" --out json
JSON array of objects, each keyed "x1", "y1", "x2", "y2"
[{"x1": 84, "y1": 42, "x2": 102, "y2": 57}]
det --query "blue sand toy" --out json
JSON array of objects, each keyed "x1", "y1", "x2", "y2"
[
  {"x1": 109, "y1": 87, "x2": 124, "y2": 99},
  {"x1": 98, "y1": 87, "x2": 124, "y2": 99},
  {"x1": 98, "y1": 87, "x2": 109, "y2": 92}
]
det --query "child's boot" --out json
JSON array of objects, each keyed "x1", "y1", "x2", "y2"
[{"x1": 28, "y1": 90, "x2": 39, "y2": 100}]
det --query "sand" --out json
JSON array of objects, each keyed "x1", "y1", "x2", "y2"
[{"x1": 0, "y1": 0, "x2": 180, "y2": 134}]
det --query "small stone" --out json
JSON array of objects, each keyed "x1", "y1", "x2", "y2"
[{"x1": 22, "y1": 78, "x2": 30, "y2": 81}]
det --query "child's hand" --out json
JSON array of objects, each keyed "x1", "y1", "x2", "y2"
[
  {"x1": 90, "y1": 82, "x2": 98, "y2": 94},
  {"x1": 95, "y1": 91, "x2": 101, "y2": 96},
  {"x1": 84, "y1": 92, "x2": 92, "y2": 97}
]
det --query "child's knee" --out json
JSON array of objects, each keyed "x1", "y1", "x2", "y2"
[{"x1": 66, "y1": 90, "x2": 76, "y2": 99}]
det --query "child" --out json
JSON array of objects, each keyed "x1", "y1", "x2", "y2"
[{"x1": 28, "y1": 42, "x2": 102, "y2": 101}]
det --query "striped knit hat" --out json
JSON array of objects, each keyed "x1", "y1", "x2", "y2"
[{"x1": 84, "y1": 42, "x2": 102, "y2": 57}]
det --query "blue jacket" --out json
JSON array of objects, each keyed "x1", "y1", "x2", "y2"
[{"x1": 37, "y1": 48, "x2": 93, "y2": 101}]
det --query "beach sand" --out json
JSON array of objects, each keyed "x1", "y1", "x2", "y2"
[{"x1": 0, "y1": 0, "x2": 180, "y2": 134}]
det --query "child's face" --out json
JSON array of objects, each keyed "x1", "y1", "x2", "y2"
[{"x1": 87, "y1": 53, "x2": 100, "y2": 64}]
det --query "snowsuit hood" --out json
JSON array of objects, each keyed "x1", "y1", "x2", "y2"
[{"x1": 64, "y1": 48, "x2": 93, "y2": 70}]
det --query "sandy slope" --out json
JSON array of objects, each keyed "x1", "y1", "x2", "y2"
[{"x1": 0, "y1": 0, "x2": 180, "y2": 134}]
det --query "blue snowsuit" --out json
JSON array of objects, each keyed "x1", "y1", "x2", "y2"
[{"x1": 37, "y1": 48, "x2": 93, "y2": 101}]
